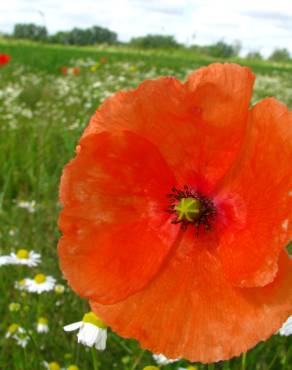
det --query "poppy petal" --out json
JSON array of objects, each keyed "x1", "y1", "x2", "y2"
[
  {"x1": 91, "y1": 233, "x2": 292, "y2": 363},
  {"x1": 185, "y1": 63, "x2": 255, "y2": 188},
  {"x1": 58, "y1": 131, "x2": 178, "y2": 304},
  {"x1": 82, "y1": 64, "x2": 254, "y2": 191},
  {"x1": 217, "y1": 98, "x2": 292, "y2": 287}
]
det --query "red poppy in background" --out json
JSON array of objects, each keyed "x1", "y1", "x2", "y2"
[
  {"x1": 60, "y1": 66, "x2": 68, "y2": 75},
  {"x1": 58, "y1": 63, "x2": 292, "y2": 363},
  {"x1": 71, "y1": 67, "x2": 80, "y2": 76},
  {"x1": 100, "y1": 56, "x2": 108, "y2": 63},
  {"x1": 0, "y1": 54, "x2": 11, "y2": 65}
]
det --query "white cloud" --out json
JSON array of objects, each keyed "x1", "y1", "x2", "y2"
[{"x1": 1, "y1": 0, "x2": 292, "y2": 56}]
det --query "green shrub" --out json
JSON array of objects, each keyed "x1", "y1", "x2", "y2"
[{"x1": 130, "y1": 34, "x2": 180, "y2": 49}]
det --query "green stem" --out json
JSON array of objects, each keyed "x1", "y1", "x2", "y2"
[
  {"x1": 241, "y1": 352, "x2": 247, "y2": 370},
  {"x1": 131, "y1": 350, "x2": 145, "y2": 370},
  {"x1": 91, "y1": 348, "x2": 99, "y2": 370}
]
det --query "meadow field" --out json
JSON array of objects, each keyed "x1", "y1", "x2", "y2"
[{"x1": 0, "y1": 40, "x2": 292, "y2": 370}]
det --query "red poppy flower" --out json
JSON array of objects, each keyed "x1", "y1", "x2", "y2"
[
  {"x1": 58, "y1": 63, "x2": 292, "y2": 363},
  {"x1": 100, "y1": 56, "x2": 108, "y2": 63},
  {"x1": 72, "y1": 67, "x2": 80, "y2": 76},
  {"x1": 0, "y1": 53, "x2": 11, "y2": 65},
  {"x1": 60, "y1": 66, "x2": 68, "y2": 75}
]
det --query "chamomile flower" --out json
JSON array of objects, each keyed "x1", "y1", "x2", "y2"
[
  {"x1": 17, "y1": 199, "x2": 37, "y2": 213},
  {"x1": 67, "y1": 365, "x2": 79, "y2": 370},
  {"x1": 278, "y1": 315, "x2": 292, "y2": 336},
  {"x1": 142, "y1": 367, "x2": 160, "y2": 370},
  {"x1": 6, "y1": 323, "x2": 29, "y2": 347},
  {"x1": 0, "y1": 255, "x2": 11, "y2": 266},
  {"x1": 64, "y1": 311, "x2": 107, "y2": 350},
  {"x1": 178, "y1": 366, "x2": 198, "y2": 370},
  {"x1": 15, "y1": 278, "x2": 27, "y2": 290},
  {"x1": 54, "y1": 284, "x2": 65, "y2": 294},
  {"x1": 9, "y1": 249, "x2": 41, "y2": 267},
  {"x1": 43, "y1": 361, "x2": 62, "y2": 370},
  {"x1": 153, "y1": 353, "x2": 178, "y2": 365},
  {"x1": 37, "y1": 317, "x2": 49, "y2": 333},
  {"x1": 16, "y1": 274, "x2": 56, "y2": 294}
]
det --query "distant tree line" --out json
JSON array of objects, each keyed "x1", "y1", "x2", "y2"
[
  {"x1": 3, "y1": 23, "x2": 292, "y2": 62},
  {"x1": 8, "y1": 23, "x2": 118, "y2": 45}
]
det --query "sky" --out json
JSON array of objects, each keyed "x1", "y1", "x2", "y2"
[{"x1": 1, "y1": 0, "x2": 292, "y2": 56}]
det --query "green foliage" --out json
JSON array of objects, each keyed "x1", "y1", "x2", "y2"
[
  {"x1": 49, "y1": 26, "x2": 117, "y2": 45},
  {"x1": 246, "y1": 51, "x2": 263, "y2": 60},
  {"x1": 130, "y1": 34, "x2": 180, "y2": 49},
  {"x1": 13, "y1": 23, "x2": 48, "y2": 42},
  {"x1": 269, "y1": 48, "x2": 291, "y2": 62},
  {"x1": 206, "y1": 40, "x2": 241, "y2": 58}
]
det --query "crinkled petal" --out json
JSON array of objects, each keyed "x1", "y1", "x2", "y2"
[
  {"x1": 91, "y1": 232, "x2": 292, "y2": 363},
  {"x1": 58, "y1": 131, "x2": 178, "y2": 304},
  {"x1": 82, "y1": 63, "x2": 254, "y2": 190},
  {"x1": 217, "y1": 98, "x2": 292, "y2": 287}
]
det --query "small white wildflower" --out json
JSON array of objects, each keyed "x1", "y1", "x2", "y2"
[
  {"x1": 6, "y1": 323, "x2": 29, "y2": 347},
  {"x1": 15, "y1": 278, "x2": 27, "y2": 290},
  {"x1": 37, "y1": 317, "x2": 49, "y2": 333},
  {"x1": 153, "y1": 353, "x2": 178, "y2": 365},
  {"x1": 9, "y1": 249, "x2": 41, "y2": 267},
  {"x1": 17, "y1": 200, "x2": 37, "y2": 213},
  {"x1": 9, "y1": 228, "x2": 17, "y2": 236},
  {"x1": 64, "y1": 311, "x2": 107, "y2": 350},
  {"x1": 0, "y1": 255, "x2": 12, "y2": 266},
  {"x1": 278, "y1": 315, "x2": 292, "y2": 336},
  {"x1": 16, "y1": 274, "x2": 56, "y2": 294}
]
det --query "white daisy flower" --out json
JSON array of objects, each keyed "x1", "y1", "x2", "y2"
[
  {"x1": 0, "y1": 255, "x2": 12, "y2": 266},
  {"x1": 9, "y1": 249, "x2": 41, "y2": 267},
  {"x1": 278, "y1": 315, "x2": 292, "y2": 336},
  {"x1": 16, "y1": 274, "x2": 56, "y2": 294},
  {"x1": 153, "y1": 353, "x2": 179, "y2": 365},
  {"x1": 6, "y1": 323, "x2": 29, "y2": 347},
  {"x1": 37, "y1": 317, "x2": 49, "y2": 333},
  {"x1": 64, "y1": 311, "x2": 107, "y2": 350}
]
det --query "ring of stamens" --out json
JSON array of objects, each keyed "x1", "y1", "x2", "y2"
[{"x1": 166, "y1": 185, "x2": 216, "y2": 234}]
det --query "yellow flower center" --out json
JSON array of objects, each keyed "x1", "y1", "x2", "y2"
[
  {"x1": 34, "y1": 274, "x2": 46, "y2": 284},
  {"x1": 187, "y1": 366, "x2": 199, "y2": 370},
  {"x1": 8, "y1": 323, "x2": 19, "y2": 334},
  {"x1": 82, "y1": 311, "x2": 107, "y2": 329},
  {"x1": 38, "y1": 317, "x2": 48, "y2": 325},
  {"x1": 16, "y1": 249, "x2": 29, "y2": 259},
  {"x1": 175, "y1": 197, "x2": 200, "y2": 222},
  {"x1": 142, "y1": 367, "x2": 160, "y2": 370},
  {"x1": 68, "y1": 366, "x2": 79, "y2": 370},
  {"x1": 19, "y1": 279, "x2": 26, "y2": 285},
  {"x1": 48, "y1": 362, "x2": 61, "y2": 370}
]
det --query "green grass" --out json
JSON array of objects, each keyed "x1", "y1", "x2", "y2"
[{"x1": 0, "y1": 40, "x2": 292, "y2": 370}]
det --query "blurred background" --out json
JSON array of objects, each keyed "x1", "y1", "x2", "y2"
[{"x1": 1, "y1": 0, "x2": 292, "y2": 59}]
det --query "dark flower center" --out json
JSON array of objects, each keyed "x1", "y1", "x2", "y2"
[{"x1": 166, "y1": 185, "x2": 216, "y2": 234}]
